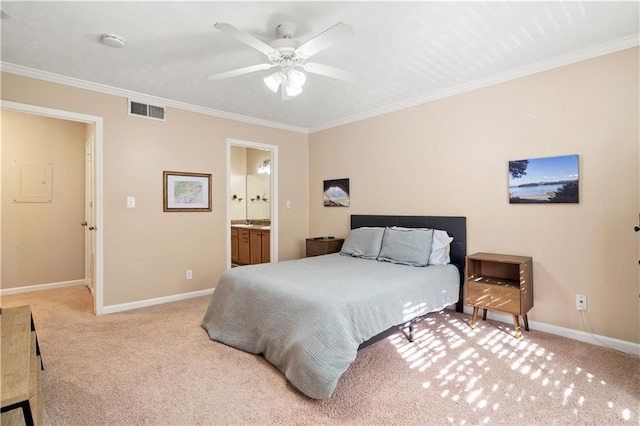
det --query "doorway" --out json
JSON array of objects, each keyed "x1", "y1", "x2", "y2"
[
  {"x1": 1, "y1": 101, "x2": 104, "y2": 314},
  {"x1": 227, "y1": 138, "x2": 278, "y2": 269}
]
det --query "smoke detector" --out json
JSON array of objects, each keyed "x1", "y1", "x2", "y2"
[{"x1": 101, "y1": 34, "x2": 124, "y2": 48}]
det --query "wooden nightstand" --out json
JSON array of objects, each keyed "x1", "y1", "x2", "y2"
[
  {"x1": 464, "y1": 252, "x2": 533, "y2": 339},
  {"x1": 306, "y1": 238, "x2": 344, "y2": 257}
]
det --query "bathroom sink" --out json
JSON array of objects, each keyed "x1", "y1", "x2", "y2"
[{"x1": 232, "y1": 224, "x2": 253, "y2": 228}]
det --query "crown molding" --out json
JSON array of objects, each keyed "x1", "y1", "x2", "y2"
[
  {"x1": 308, "y1": 34, "x2": 640, "y2": 134},
  {"x1": 0, "y1": 62, "x2": 309, "y2": 135}
]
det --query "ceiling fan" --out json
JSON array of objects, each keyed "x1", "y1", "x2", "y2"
[{"x1": 209, "y1": 21, "x2": 361, "y2": 99}]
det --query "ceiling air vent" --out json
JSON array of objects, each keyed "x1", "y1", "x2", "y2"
[{"x1": 128, "y1": 99, "x2": 166, "y2": 121}]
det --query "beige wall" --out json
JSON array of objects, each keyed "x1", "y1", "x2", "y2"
[
  {"x1": 309, "y1": 48, "x2": 639, "y2": 344},
  {"x1": 0, "y1": 72, "x2": 309, "y2": 306},
  {"x1": 1, "y1": 110, "x2": 86, "y2": 287}
]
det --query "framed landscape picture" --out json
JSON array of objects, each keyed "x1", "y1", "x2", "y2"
[
  {"x1": 508, "y1": 155, "x2": 579, "y2": 204},
  {"x1": 323, "y1": 178, "x2": 350, "y2": 207},
  {"x1": 163, "y1": 171, "x2": 212, "y2": 212}
]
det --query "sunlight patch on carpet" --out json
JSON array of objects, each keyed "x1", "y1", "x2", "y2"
[{"x1": 386, "y1": 311, "x2": 635, "y2": 424}]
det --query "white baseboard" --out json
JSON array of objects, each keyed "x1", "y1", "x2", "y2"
[
  {"x1": 463, "y1": 307, "x2": 640, "y2": 356},
  {"x1": 0, "y1": 279, "x2": 85, "y2": 296},
  {"x1": 101, "y1": 288, "x2": 214, "y2": 315}
]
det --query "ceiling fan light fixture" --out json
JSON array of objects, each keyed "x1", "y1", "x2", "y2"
[
  {"x1": 285, "y1": 84, "x2": 303, "y2": 97},
  {"x1": 285, "y1": 69, "x2": 306, "y2": 97},
  {"x1": 288, "y1": 69, "x2": 306, "y2": 89},
  {"x1": 264, "y1": 72, "x2": 282, "y2": 93},
  {"x1": 264, "y1": 69, "x2": 306, "y2": 98}
]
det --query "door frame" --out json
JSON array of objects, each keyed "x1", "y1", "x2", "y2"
[
  {"x1": 84, "y1": 130, "x2": 95, "y2": 295},
  {"x1": 226, "y1": 138, "x2": 278, "y2": 269},
  {"x1": 1, "y1": 100, "x2": 104, "y2": 315}
]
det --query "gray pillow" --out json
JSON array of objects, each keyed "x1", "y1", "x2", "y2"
[
  {"x1": 377, "y1": 227, "x2": 434, "y2": 267},
  {"x1": 340, "y1": 227, "x2": 385, "y2": 259},
  {"x1": 390, "y1": 226, "x2": 453, "y2": 265}
]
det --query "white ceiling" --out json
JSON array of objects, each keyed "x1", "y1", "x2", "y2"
[{"x1": 1, "y1": 1, "x2": 638, "y2": 133}]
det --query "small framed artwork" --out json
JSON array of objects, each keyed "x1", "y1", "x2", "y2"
[
  {"x1": 163, "y1": 171, "x2": 212, "y2": 212},
  {"x1": 508, "y1": 154, "x2": 579, "y2": 204},
  {"x1": 324, "y1": 178, "x2": 350, "y2": 207}
]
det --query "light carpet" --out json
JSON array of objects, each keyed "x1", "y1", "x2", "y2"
[{"x1": 2, "y1": 286, "x2": 638, "y2": 425}]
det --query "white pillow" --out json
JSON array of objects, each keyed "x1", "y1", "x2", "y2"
[{"x1": 429, "y1": 230, "x2": 453, "y2": 265}]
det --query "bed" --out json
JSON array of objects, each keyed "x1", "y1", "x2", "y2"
[{"x1": 202, "y1": 215, "x2": 467, "y2": 399}]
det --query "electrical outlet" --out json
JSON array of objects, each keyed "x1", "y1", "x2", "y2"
[
  {"x1": 576, "y1": 294, "x2": 587, "y2": 311},
  {"x1": 186, "y1": 269, "x2": 193, "y2": 280}
]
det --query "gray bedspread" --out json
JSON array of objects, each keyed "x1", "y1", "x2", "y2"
[{"x1": 201, "y1": 253, "x2": 459, "y2": 399}]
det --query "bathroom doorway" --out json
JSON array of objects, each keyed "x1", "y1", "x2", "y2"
[{"x1": 227, "y1": 138, "x2": 278, "y2": 269}]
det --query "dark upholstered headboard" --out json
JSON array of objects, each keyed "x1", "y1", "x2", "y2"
[{"x1": 350, "y1": 214, "x2": 467, "y2": 312}]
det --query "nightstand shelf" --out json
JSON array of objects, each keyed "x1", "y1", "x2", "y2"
[
  {"x1": 470, "y1": 276, "x2": 519, "y2": 287},
  {"x1": 465, "y1": 252, "x2": 533, "y2": 340}
]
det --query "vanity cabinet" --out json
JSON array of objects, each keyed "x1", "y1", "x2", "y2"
[
  {"x1": 231, "y1": 228, "x2": 251, "y2": 265},
  {"x1": 231, "y1": 227, "x2": 249, "y2": 265},
  {"x1": 231, "y1": 227, "x2": 269, "y2": 265},
  {"x1": 231, "y1": 228, "x2": 239, "y2": 264},
  {"x1": 250, "y1": 229, "x2": 270, "y2": 264}
]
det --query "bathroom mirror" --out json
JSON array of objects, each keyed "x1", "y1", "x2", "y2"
[
  {"x1": 230, "y1": 146, "x2": 271, "y2": 221},
  {"x1": 247, "y1": 173, "x2": 270, "y2": 220}
]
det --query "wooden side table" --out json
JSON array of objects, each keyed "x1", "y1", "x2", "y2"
[
  {"x1": 306, "y1": 238, "x2": 344, "y2": 257},
  {"x1": 464, "y1": 252, "x2": 533, "y2": 339},
  {"x1": 1, "y1": 305, "x2": 44, "y2": 426}
]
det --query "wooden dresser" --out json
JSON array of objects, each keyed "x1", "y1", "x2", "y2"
[{"x1": 1, "y1": 305, "x2": 44, "y2": 426}]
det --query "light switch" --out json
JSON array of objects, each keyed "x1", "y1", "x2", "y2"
[
  {"x1": 127, "y1": 196, "x2": 135, "y2": 208},
  {"x1": 286, "y1": 201, "x2": 291, "y2": 209}
]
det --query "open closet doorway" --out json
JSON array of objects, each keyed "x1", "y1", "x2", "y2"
[
  {"x1": 1, "y1": 101, "x2": 104, "y2": 315},
  {"x1": 227, "y1": 138, "x2": 278, "y2": 269}
]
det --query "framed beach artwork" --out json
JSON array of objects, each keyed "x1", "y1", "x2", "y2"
[
  {"x1": 163, "y1": 171, "x2": 212, "y2": 212},
  {"x1": 508, "y1": 155, "x2": 579, "y2": 204},
  {"x1": 323, "y1": 178, "x2": 350, "y2": 207}
]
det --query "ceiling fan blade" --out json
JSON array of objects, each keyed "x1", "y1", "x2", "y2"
[
  {"x1": 303, "y1": 62, "x2": 362, "y2": 84},
  {"x1": 296, "y1": 22, "x2": 354, "y2": 58},
  {"x1": 214, "y1": 23, "x2": 275, "y2": 56},
  {"x1": 208, "y1": 63, "x2": 276, "y2": 80}
]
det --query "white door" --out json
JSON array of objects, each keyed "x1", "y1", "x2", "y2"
[{"x1": 84, "y1": 128, "x2": 96, "y2": 301}]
